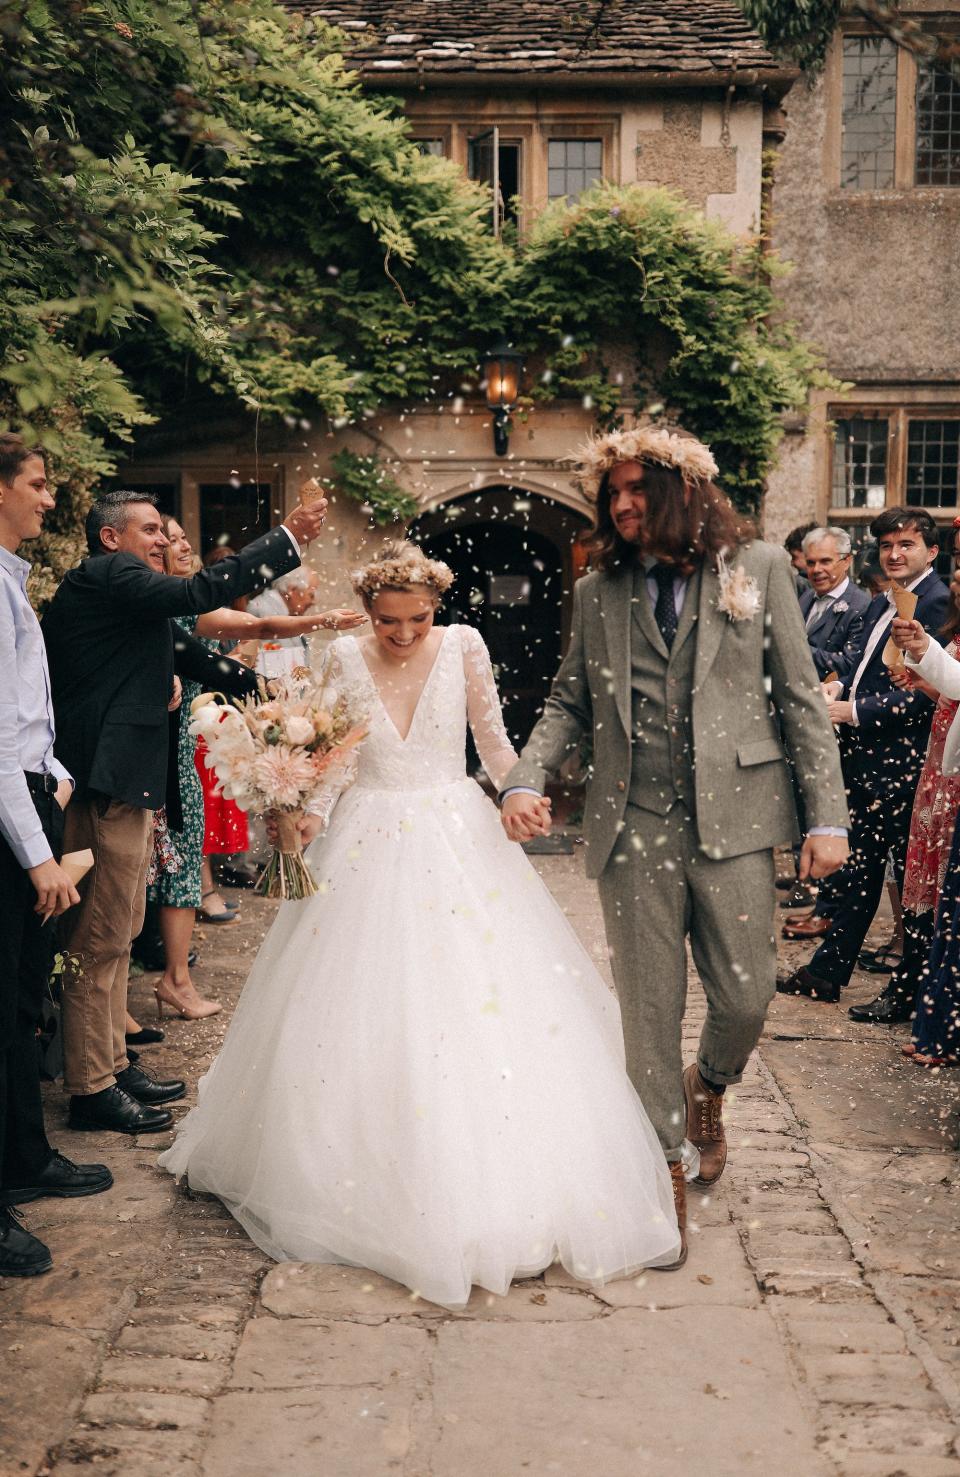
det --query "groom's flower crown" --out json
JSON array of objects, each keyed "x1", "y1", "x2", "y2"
[{"x1": 573, "y1": 425, "x2": 719, "y2": 502}]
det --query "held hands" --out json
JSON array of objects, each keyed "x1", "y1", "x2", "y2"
[
  {"x1": 168, "y1": 675, "x2": 183, "y2": 713},
  {"x1": 500, "y1": 792, "x2": 552, "y2": 843},
  {"x1": 28, "y1": 857, "x2": 80, "y2": 922},
  {"x1": 826, "y1": 699, "x2": 854, "y2": 726},
  {"x1": 890, "y1": 617, "x2": 930, "y2": 661},
  {"x1": 798, "y1": 833, "x2": 849, "y2": 882}
]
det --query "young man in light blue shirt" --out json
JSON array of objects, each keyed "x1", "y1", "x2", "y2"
[{"x1": 0, "y1": 436, "x2": 112, "y2": 1278}]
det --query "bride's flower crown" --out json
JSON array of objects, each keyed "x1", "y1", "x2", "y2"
[
  {"x1": 350, "y1": 540, "x2": 454, "y2": 601},
  {"x1": 573, "y1": 425, "x2": 719, "y2": 502}
]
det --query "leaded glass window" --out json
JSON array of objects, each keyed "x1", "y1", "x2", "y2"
[
  {"x1": 841, "y1": 37, "x2": 897, "y2": 189},
  {"x1": 916, "y1": 63, "x2": 960, "y2": 185},
  {"x1": 832, "y1": 417, "x2": 889, "y2": 508},
  {"x1": 547, "y1": 139, "x2": 603, "y2": 200},
  {"x1": 906, "y1": 420, "x2": 960, "y2": 506}
]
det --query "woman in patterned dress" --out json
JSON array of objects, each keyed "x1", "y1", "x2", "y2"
[
  {"x1": 890, "y1": 522, "x2": 960, "y2": 1065},
  {"x1": 149, "y1": 517, "x2": 364, "y2": 1020}
]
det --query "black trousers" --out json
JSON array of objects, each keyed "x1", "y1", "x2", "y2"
[
  {"x1": 0, "y1": 790, "x2": 62, "y2": 1194},
  {"x1": 808, "y1": 767, "x2": 923, "y2": 990}
]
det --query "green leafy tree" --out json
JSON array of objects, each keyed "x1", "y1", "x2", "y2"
[
  {"x1": 740, "y1": 1, "x2": 960, "y2": 71},
  {"x1": 512, "y1": 184, "x2": 831, "y2": 503},
  {"x1": 2, "y1": 0, "x2": 831, "y2": 598},
  {"x1": 0, "y1": 0, "x2": 503, "y2": 596}
]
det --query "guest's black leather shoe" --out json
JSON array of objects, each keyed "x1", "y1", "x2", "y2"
[
  {"x1": 125, "y1": 1026, "x2": 165, "y2": 1047},
  {"x1": 116, "y1": 1064, "x2": 186, "y2": 1105},
  {"x1": 6, "y1": 1152, "x2": 113, "y2": 1205},
  {"x1": 69, "y1": 1086, "x2": 173, "y2": 1134},
  {"x1": 848, "y1": 989, "x2": 914, "y2": 1024},
  {"x1": 776, "y1": 966, "x2": 841, "y2": 1003},
  {"x1": 0, "y1": 1208, "x2": 52, "y2": 1277}
]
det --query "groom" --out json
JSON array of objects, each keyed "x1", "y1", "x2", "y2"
[{"x1": 501, "y1": 427, "x2": 848, "y2": 1265}]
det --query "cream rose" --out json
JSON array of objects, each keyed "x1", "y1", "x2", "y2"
[{"x1": 285, "y1": 715, "x2": 315, "y2": 747}]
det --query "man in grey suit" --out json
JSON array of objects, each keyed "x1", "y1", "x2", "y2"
[
  {"x1": 501, "y1": 428, "x2": 848, "y2": 1265},
  {"x1": 798, "y1": 526, "x2": 871, "y2": 678}
]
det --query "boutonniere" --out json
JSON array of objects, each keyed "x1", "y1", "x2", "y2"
[
  {"x1": 833, "y1": 600, "x2": 849, "y2": 614},
  {"x1": 715, "y1": 551, "x2": 761, "y2": 623}
]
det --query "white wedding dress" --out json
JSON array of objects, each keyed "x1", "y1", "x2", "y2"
[{"x1": 159, "y1": 624, "x2": 679, "y2": 1307}]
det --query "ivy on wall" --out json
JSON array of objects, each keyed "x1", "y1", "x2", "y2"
[
  {"x1": 2, "y1": 0, "x2": 833, "y2": 602},
  {"x1": 330, "y1": 448, "x2": 418, "y2": 526},
  {"x1": 511, "y1": 184, "x2": 833, "y2": 505}
]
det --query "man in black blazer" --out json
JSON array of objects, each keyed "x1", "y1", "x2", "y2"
[
  {"x1": 798, "y1": 526, "x2": 871, "y2": 678},
  {"x1": 42, "y1": 488, "x2": 327, "y2": 1134},
  {"x1": 779, "y1": 507, "x2": 949, "y2": 1015}
]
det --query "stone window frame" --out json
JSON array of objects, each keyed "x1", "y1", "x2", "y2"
[
  {"x1": 827, "y1": 400, "x2": 960, "y2": 525},
  {"x1": 540, "y1": 120, "x2": 617, "y2": 207},
  {"x1": 118, "y1": 463, "x2": 286, "y2": 555},
  {"x1": 825, "y1": 24, "x2": 960, "y2": 191},
  {"x1": 401, "y1": 108, "x2": 619, "y2": 224},
  {"x1": 411, "y1": 130, "x2": 452, "y2": 158}
]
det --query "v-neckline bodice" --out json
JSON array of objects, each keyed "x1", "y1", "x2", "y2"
[{"x1": 353, "y1": 626, "x2": 451, "y2": 744}]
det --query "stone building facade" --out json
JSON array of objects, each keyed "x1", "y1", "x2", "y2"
[
  {"x1": 118, "y1": 0, "x2": 793, "y2": 742},
  {"x1": 765, "y1": 4, "x2": 960, "y2": 552}
]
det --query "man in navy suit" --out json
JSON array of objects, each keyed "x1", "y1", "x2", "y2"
[
  {"x1": 798, "y1": 527, "x2": 871, "y2": 678},
  {"x1": 779, "y1": 507, "x2": 949, "y2": 1015}
]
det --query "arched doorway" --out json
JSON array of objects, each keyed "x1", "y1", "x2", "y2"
[{"x1": 410, "y1": 486, "x2": 590, "y2": 750}]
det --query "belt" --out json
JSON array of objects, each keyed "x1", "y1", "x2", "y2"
[{"x1": 24, "y1": 771, "x2": 58, "y2": 796}]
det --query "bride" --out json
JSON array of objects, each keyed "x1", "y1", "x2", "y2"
[{"x1": 160, "y1": 540, "x2": 680, "y2": 1307}]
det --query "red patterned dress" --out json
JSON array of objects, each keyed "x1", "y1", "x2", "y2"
[
  {"x1": 902, "y1": 636, "x2": 960, "y2": 915},
  {"x1": 195, "y1": 734, "x2": 249, "y2": 857}
]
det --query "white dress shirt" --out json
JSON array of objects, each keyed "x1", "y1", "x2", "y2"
[
  {"x1": 805, "y1": 575, "x2": 850, "y2": 630},
  {"x1": 0, "y1": 545, "x2": 72, "y2": 868},
  {"x1": 642, "y1": 556, "x2": 689, "y2": 619},
  {"x1": 848, "y1": 570, "x2": 931, "y2": 726},
  {"x1": 246, "y1": 585, "x2": 311, "y2": 679}
]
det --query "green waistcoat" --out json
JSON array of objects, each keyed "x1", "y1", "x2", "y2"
[{"x1": 628, "y1": 563, "x2": 701, "y2": 817}]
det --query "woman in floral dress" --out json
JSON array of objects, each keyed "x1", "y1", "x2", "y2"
[
  {"x1": 148, "y1": 516, "x2": 364, "y2": 1021},
  {"x1": 890, "y1": 522, "x2": 960, "y2": 1065}
]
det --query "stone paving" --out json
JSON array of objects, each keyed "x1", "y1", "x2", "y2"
[{"x1": 3, "y1": 853, "x2": 960, "y2": 1476}]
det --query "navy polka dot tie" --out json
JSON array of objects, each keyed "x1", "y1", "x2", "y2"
[{"x1": 653, "y1": 563, "x2": 679, "y2": 650}]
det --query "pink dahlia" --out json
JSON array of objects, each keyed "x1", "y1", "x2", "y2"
[{"x1": 253, "y1": 745, "x2": 318, "y2": 809}]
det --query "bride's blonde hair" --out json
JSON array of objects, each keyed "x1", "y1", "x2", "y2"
[{"x1": 350, "y1": 539, "x2": 454, "y2": 604}]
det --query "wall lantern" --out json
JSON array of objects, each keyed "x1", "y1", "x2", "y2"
[{"x1": 483, "y1": 338, "x2": 523, "y2": 457}]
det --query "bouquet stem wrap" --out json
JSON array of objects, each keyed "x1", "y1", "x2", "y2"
[{"x1": 255, "y1": 808, "x2": 318, "y2": 900}]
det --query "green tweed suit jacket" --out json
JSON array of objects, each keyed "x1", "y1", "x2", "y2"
[{"x1": 503, "y1": 541, "x2": 849, "y2": 879}]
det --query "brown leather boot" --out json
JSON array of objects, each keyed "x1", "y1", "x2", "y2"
[
  {"x1": 683, "y1": 1062, "x2": 727, "y2": 1188},
  {"x1": 652, "y1": 1161, "x2": 688, "y2": 1270}
]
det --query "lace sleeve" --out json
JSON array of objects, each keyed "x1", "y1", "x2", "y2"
[
  {"x1": 305, "y1": 641, "x2": 358, "y2": 828},
  {"x1": 459, "y1": 626, "x2": 519, "y2": 791}
]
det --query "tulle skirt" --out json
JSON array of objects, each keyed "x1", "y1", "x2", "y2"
[{"x1": 159, "y1": 777, "x2": 680, "y2": 1308}]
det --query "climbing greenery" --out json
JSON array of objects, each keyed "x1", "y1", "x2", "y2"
[
  {"x1": 1, "y1": 0, "x2": 503, "y2": 593},
  {"x1": 510, "y1": 184, "x2": 832, "y2": 504},
  {"x1": 330, "y1": 449, "x2": 418, "y2": 526},
  {"x1": 736, "y1": 0, "x2": 841, "y2": 70},
  {"x1": 2, "y1": 0, "x2": 828, "y2": 597}
]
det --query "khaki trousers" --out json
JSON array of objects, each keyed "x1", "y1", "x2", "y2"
[
  {"x1": 60, "y1": 798, "x2": 152, "y2": 1096},
  {"x1": 597, "y1": 802, "x2": 776, "y2": 1161}
]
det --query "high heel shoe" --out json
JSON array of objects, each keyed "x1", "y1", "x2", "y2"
[{"x1": 154, "y1": 982, "x2": 222, "y2": 1021}]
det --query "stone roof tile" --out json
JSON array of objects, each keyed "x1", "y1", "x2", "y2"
[{"x1": 287, "y1": 0, "x2": 783, "y2": 79}]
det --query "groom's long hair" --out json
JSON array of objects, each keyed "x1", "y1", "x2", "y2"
[{"x1": 586, "y1": 461, "x2": 755, "y2": 574}]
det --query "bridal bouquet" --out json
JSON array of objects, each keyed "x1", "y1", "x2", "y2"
[{"x1": 190, "y1": 679, "x2": 369, "y2": 900}]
